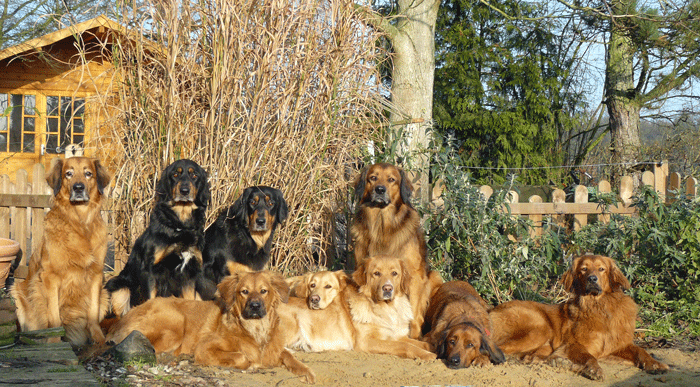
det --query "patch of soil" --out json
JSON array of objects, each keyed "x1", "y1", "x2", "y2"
[{"x1": 86, "y1": 344, "x2": 700, "y2": 387}]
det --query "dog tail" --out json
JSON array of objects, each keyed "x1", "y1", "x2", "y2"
[
  {"x1": 104, "y1": 275, "x2": 132, "y2": 317},
  {"x1": 226, "y1": 261, "x2": 252, "y2": 275}
]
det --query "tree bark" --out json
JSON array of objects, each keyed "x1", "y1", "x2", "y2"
[
  {"x1": 605, "y1": 0, "x2": 642, "y2": 179},
  {"x1": 389, "y1": 0, "x2": 440, "y2": 205}
]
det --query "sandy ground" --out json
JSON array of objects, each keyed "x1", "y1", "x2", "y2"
[{"x1": 182, "y1": 346, "x2": 699, "y2": 387}]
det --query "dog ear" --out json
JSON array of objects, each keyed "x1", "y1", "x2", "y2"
[
  {"x1": 353, "y1": 167, "x2": 368, "y2": 204},
  {"x1": 398, "y1": 168, "x2": 414, "y2": 207},
  {"x1": 270, "y1": 272, "x2": 291, "y2": 304},
  {"x1": 288, "y1": 273, "x2": 311, "y2": 298},
  {"x1": 399, "y1": 259, "x2": 412, "y2": 296},
  {"x1": 274, "y1": 189, "x2": 288, "y2": 223},
  {"x1": 154, "y1": 162, "x2": 173, "y2": 203},
  {"x1": 334, "y1": 270, "x2": 350, "y2": 290},
  {"x1": 217, "y1": 273, "x2": 241, "y2": 307},
  {"x1": 435, "y1": 330, "x2": 448, "y2": 359},
  {"x1": 196, "y1": 167, "x2": 211, "y2": 208},
  {"x1": 480, "y1": 334, "x2": 506, "y2": 365},
  {"x1": 234, "y1": 187, "x2": 254, "y2": 226},
  {"x1": 93, "y1": 159, "x2": 111, "y2": 195},
  {"x1": 607, "y1": 257, "x2": 631, "y2": 291},
  {"x1": 46, "y1": 159, "x2": 64, "y2": 196},
  {"x1": 560, "y1": 257, "x2": 579, "y2": 294},
  {"x1": 352, "y1": 260, "x2": 367, "y2": 286}
]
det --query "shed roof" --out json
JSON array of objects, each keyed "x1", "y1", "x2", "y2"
[{"x1": 0, "y1": 15, "x2": 126, "y2": 62}]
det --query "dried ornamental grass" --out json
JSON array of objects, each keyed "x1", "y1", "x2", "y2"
[{"x1": 91, "y1": 0, "x2": 388, "y2": 273}]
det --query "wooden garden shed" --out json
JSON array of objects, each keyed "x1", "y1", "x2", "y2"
[{"x1": 0, "y1": 15, "x2": 123, "y2": 181}]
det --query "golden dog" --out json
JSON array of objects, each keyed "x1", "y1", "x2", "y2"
[
  {"x1": 107, "y1": 271, "x2": 315, "y2": 383},
  {"x1": 490, "y1": 255, "x2": 670, "y2": 380},
  {"x1": 351, "y1": 163, "x2": 442, "y2": 338},
  {"x1": 12, "y1": 157, "x2": 111, "y2": 346},
  {"x1": 282, "y1": 270, "x2": 356, "y2": 352},
  {"x1": 349, "y1": 255, "x2": 436, "y2": 360},
  {"x1": 422, "y1": 281, "x2": 505, "y2": 368}
]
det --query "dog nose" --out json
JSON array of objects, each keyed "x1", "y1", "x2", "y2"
[
  {"x1": 587, "y1": 275, "x2": 598, "y2": 283},
  {"x1": 255, "y1": 217, "x2": 266, "y2": 226},
  {"x1": 72, "y1": 182, "x2": 85, "y2": 192},
  {"x1": 179, "y1": 185, "x2": 190, "y2": 196},
  {"x1": 374, "y1": 185, "x2": 386, "y2": 195},
  {"x1": 249, "y1": 300, "x2": 262, "y2": 310},
  {"x1": 382, "y1": 284, "x2": 393, "y2": 293},
  {"x1": 310, "y1": 295, "x2": 320, "y2": 304},
  {"x1": 449, "y1": 354, "x2": 461, "y2": 366}
]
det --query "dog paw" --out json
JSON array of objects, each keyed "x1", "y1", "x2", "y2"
[
  {"x1": 547, "y1": 356, "x2": 572, "y2": 369},
  {"x1": 581, "y1": 364, "x2": 604, "y2": 381},
  {"x1": 472, "y1": 356, "x2": 491, "y2": 368},
  {"x1": 301, "y1": 370, "x2": 316, "y2": 384},
  {"x1": 644, "y1": 360, "x2": 670, "y2": 374}
]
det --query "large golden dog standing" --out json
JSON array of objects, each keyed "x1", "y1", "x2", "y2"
[
  {"x1": 11, "y1": 157, "x2": 111, "y2": 345},
  {"x1": 489, "y1": 255, "x2": 670, "y2": 380},
  {"x1": 351, "y1": 163, "x2": 442, "y2": 338}
]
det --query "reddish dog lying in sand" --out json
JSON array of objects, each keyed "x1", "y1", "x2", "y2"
[
  {"x1": 422, "y1": 281, "x2": 505, "y2": 368},
  {"x1": 489, "y1": 255, "x2": 669, "y2": 380},
  {"x1": 107, "y1": 271, "x2": 315, "y2": 383}
]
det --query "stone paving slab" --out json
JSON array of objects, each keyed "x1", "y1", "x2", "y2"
[{"x1": 0, "y1": 342, "x2": 100, "y2": 386}]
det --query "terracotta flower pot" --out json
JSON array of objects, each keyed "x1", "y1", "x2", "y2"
[{"x1": 0, "y1": 238, "x2": 20, "y2": 289}]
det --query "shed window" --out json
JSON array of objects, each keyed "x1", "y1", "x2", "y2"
[
  {"x1": 45, "y1": 96, "x2": 85, "y2": 154},
  {"x1": 0, "y1": 93, "x2": 38, "y2": 153}
]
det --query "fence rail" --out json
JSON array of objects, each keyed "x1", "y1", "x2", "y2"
[{"x1": 1, "y1": 160, "x2": 697, "y2": 278}]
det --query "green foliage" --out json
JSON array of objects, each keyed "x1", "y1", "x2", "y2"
[
  {"x1": 420, "y1": 144, "x2": 567, "y2": 303},
  {"x1": 422, "y1": 145, "x2": 699, "y2": 336},
  {"x1": 433, "y1": 0, "x2": 585, "y2": 185}
]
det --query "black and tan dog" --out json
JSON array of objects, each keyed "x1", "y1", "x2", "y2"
[
  {"x1": 203, "y1": 186, "x2": 288, "y2": 282},
  {"x1": 106, "y1": 159, "x2": 213, "y2": 316}
]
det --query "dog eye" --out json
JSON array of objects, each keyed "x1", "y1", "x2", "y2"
[
  {"x1": 599, "y1": 267, "x2": 605, "y2": 272},
  {"x1": 449, "y1": 339, "x2": 456, "y2": 345},
  {"x1": 310, "y1": 283, "x2": 316, "y2": 288},
  {"x1": 388, "y1": 177, "x2": 395, "y2": 183},
  {"x1": 260, "y1": 289, "x2": 268, "y2": 294},
  {"x1": 173, "y1": 173, "x2": 179, "y2": 178},
  {"x1": 467, "y1": 343, "x2": 474, "y2": 348},
  {"x1": 324, "y1": 284, "x2": 332, "y2": 289},
  {"x1": 369, "y1": 176, "x2": 377, "y2": 181},
  {"x1": 391, "y1": 271, "x2": 398, "y2": 276},
  {"x1": 65, "y1": 170, "x2": 73, "y2": 178},
  {"x1": 85, "y1": 171, "x2": 93, "y2": 178},
  {"x1": 373, "y1": 271, "x2": 380, "y2": 277},
  {"x1": 241, "y1": 289, "x2": 249, "y2": 295}
]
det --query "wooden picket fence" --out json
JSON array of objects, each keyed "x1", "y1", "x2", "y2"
[
  {"x1": 474, "y1": 161, "x2": 698, "y2": 238},
  {"x1": 1, "y1": 161, "x2": 698, "y2": 280}
]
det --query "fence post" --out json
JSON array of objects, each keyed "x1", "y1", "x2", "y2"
[
  {"x1": 667, "y1": 172, "x2": 681, "y2": 203},
  {"x1": 479, "y1": 185, "x2": 493, "y2": 202},
  {"x1": 574, "y1": 185, "x2": 588, "y2": 231},
  {"x1": 0, "y1": 175, "x2": 9, "y2": 238},
  {"x1": 598, "y1": 179, "x2": 612, "y2": 224},
  {"x1": 620, "y1": 175, "x2": 634, "y2": 206},
  {"x1": 14, "y1": 169, "x2": 28, "y2": 265},
  {"x1": 654, "y1": 161, "x2": 669, "y2": 202},
  {"x1": 552, "y1": 188, "x2": 566, "y2": 229},
  {"x1": 686, "y1": 176, "x2": 698, "y2": 198},
  {"x1": 31, "y1": 163, "x2": 47, "y2": 259},
  {"x1": 528, "y1": 195, "x2": 543, "y2": 238}
]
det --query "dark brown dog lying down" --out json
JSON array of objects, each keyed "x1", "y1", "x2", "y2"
[
  {"x1": 107, "y1": 271, "x2": 315, "y2": 383},
  {"x1": 422, "y1": 281, "x2": 505, "y2": 368},
  {"x1": 489, "y1": 255, "x2": 669, "y2": 380}
]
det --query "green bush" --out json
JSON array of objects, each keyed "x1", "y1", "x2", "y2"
[{"x1": 421, "y1": 146, "x2": 700, "y2": 337}]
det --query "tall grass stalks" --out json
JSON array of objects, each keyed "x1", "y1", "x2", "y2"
[{"x1": 92, "y1": 0, "x2": 388, "y2": 273}]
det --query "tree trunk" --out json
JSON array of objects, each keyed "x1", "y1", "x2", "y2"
[
  {"x1": 605, "y1": 0, "x2": 642, "y2": 180},
  {"x1": 390, "y1": 0, "x2": 440, "y2": 205}
]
